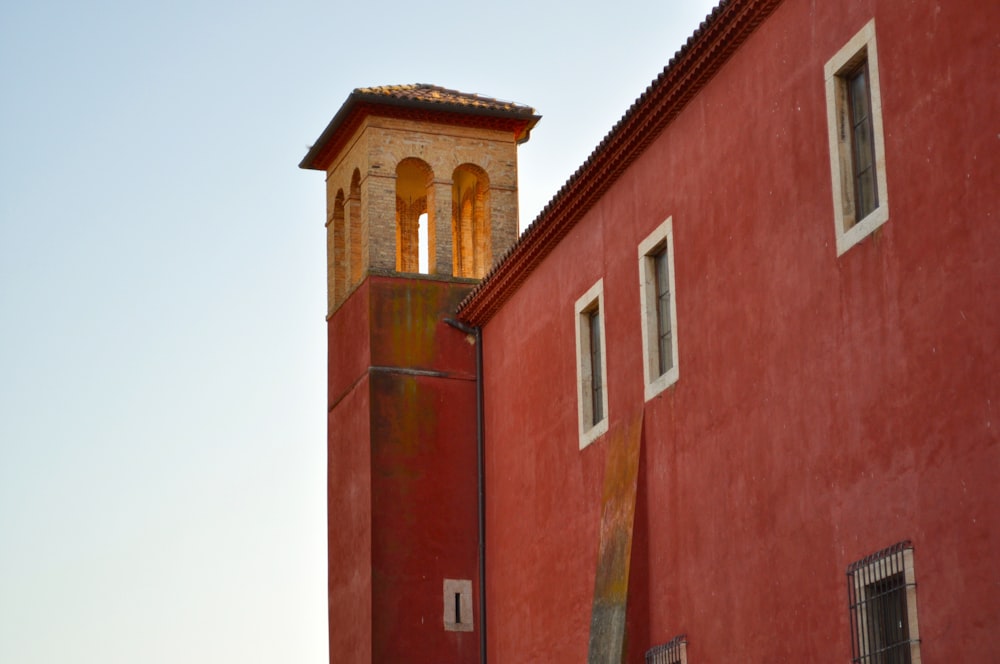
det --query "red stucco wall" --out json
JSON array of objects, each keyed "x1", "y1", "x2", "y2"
[
  {"x1": 328, "y1": 276, "x2": 481, "y2": 663},
  {"x1": 328, "y1": 371, "x2": 372, "y2": 663},
  {"x1": 480, "y1": 0, "x2": 999, "y2": 661},
  {"x1": 328, "y1": 280, "x2": 373, "y2": 664}
]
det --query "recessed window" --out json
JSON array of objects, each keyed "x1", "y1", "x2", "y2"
[
  {"x1": 575, "y1": 279, "x2": 609, "y2": 448},
  {"x1": 588, "y1": 309, "x2": 605, "y2": 422},
  {"x1": 845, "y1": 60, "x2": 878, "y2": 220},
  {"x1": 452, "y1": 164, "x2": 491, "y2": 278},
  {"x1": 443, "y1": 579, "x2": 473, "y2": 632},
  {"x1": 638, "y1": 217, "x2": 679, "y2": 401},
  {"x1": 824, "y1": 19, "x2": 889, "y2": 255},
  {"x1": 396, "y1": 158, "x2": 434, "y2": 274},
  {"x1": 847, "y1": 541, "x2": 921, "y2": 664},
  {"x1": 646, "y1": 634, "x2": 687, "y2": 664}
]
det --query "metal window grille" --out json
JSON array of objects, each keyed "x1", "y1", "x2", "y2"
[
  {"x1": 653, "y1": 247, "x2": 673, "y2": 377},
  {"x1": 588, "y1": 308, "x2": 604, "y2": 424},
  {"x1": 845, "y1": 56, "x2": 879, "y2": 221},
  {"x1": 646, "y1": 634, "x2": 686, "y2": 664},
  {"x1": 847, "y1": 541, "x2": 918, "y2": 664}
]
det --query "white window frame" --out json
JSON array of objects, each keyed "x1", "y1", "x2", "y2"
[
  {"x1": 638, "y1": 217, "x2": 679, "y2": 401},
  {"x1": 824, "y1": 19, "x2": 890, "y2": 256},
  {"x1": 575, "y1": 279, "x2": 609, "y2": 449}
]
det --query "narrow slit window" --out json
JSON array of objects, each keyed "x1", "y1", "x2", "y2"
[
  {"x1": 575, "y1": 279, "x2": 609, "y2": 448},
  {"x1": 589, "y1": 309, "x2": 604, "y2": 424},
  {"x1": 443, "y1": 579, "x2": 473, "y2": 632},
  {"x1": 653, "y1": 247, "x2": 673, "y2": 376},
  {"x1": 638, "y1": 217, "x2": 679, "y2": 401},
  {"x1": 824, "y1": 19, "x2": 889, "y2": 255},
  {"x1": 847, "y1": 60, "x2": 878, "y2": 221}
]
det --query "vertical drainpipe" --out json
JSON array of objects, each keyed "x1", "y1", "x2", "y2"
[{"x1": 445, "y1": 318, "x2": 487, "y2": 664}]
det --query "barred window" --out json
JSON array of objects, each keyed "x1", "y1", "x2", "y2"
[
  {"x1": 638, "y1": 217, "x2": 679, "y2": 401},
  {"x1": 824, "y1": 19, "x2": 889, "y2": 255},
  {"x1": 847, "y1": 542, "x2": 921, "y2": 664},
  {"x1": 646, "y1": 634, "x2": 687, "y2": 664},
  {"x1": 588, "y1": 308, "x2": 604, "y2": 423},
  {"x1": 652, "y1": 247, "x2": 673, "y2": 377},
  {"x1": 845, "y1": 59, "x2": 878, "y2": 221},
  {"x1": 574, "y1": 279, "x2": 609, "y2": 449}
]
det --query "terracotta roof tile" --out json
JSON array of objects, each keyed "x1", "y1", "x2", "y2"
[
  {"x1": 300, "y1": 84, "x2": 539, "y2": 170},
  {"x1": 353, "y1": 84, "x2": 534, "y2": 115},
  {"x1": 457, "y1": 0, "x2": 783, "y2": 325}
]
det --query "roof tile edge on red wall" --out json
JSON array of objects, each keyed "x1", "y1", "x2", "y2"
[{"x1": 457, "y1": 0, "x2": 785, "y2": 327}]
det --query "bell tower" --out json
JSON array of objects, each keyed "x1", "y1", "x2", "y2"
[{"x1": 300, "y1": 84, "x2": 538, "y2": 663}]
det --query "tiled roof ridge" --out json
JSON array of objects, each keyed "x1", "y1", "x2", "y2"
[
  {"x1": 353, "y1": 83, "x2": 534, "y2": 114},
  {"x1": 457, "y1": 0, "x2": 785, "y2": 325}
]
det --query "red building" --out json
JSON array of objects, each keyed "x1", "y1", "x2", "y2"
[{"x1": 302, "y1": 0, "x2": 998, "y2": 661}]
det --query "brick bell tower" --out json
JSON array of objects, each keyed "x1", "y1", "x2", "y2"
[{"x1": 300, "y1": 84, "x2": 538, "y2": 664}]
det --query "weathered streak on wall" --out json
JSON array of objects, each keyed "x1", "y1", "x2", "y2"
[
  {"x1": 588, "y1": 411, "x2": 643, "y2": 664},
  {"x1": 328, "y1": 274, "x2": 480, "y2": 664}
]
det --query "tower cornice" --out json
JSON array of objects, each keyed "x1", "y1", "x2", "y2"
[{"x1": 299, "y1": 84, "x2": 540, "y2": 171}]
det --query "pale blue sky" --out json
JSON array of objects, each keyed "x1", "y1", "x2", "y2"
[{"x1": 0, "y1": 1, "x2": 716, "y2": 661}]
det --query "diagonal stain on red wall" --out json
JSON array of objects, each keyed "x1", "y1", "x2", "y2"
[{"x1": 587, "y1": 410, "x2": 644, "y2": 663}]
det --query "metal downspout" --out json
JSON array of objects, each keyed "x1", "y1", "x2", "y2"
[{"x1": 445, "y1": 318, "x2": 487, "y2": 664}]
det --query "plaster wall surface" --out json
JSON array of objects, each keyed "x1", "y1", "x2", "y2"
[
  {"x1": 327, "y1": 374, "x2": 373, "y2": 664},
  {"x1": 327, "y1": 280, "x2": 374, "y2": 663},
  {"x1": 328, "y1": 275, "x2": 481, "y2": 663},
  {"x1": 479, "y1": 0, "x2": 999, "y2": 661}
]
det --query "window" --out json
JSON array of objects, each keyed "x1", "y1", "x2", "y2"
[
  {"x1": 638, "y1": 217, "x2": 679, "y2": 400},
  {"x1": 588, "y1": 309, "x2": 604, "y2": 422},
  {"x1": 327, "y1": 189, "x2": 346, "y2": 314},
  {"x1": 847, "y1": 542, "x2": 921, "y2": 664},
  {"x1": 845, "y1": 60, "x2": 878, "y2": 220},
  {"x1": 824, "y1": 19, "x2": 889, "y2": 255},
  {"x1": 575, "y1": 279, "x2": 609, "y2": 448},
  {"x1": 646, "y1": 634, "x2": 687, "y2": 664},
  {"x1": 395, "y1": 158, "x2": 434, "y2": 274},
  {"x1": 452, "y1": 164, "x2": 491, "y2": 278},
  {"x1": 443, "y1": 579, "x2": 473, "y2": 632}
]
